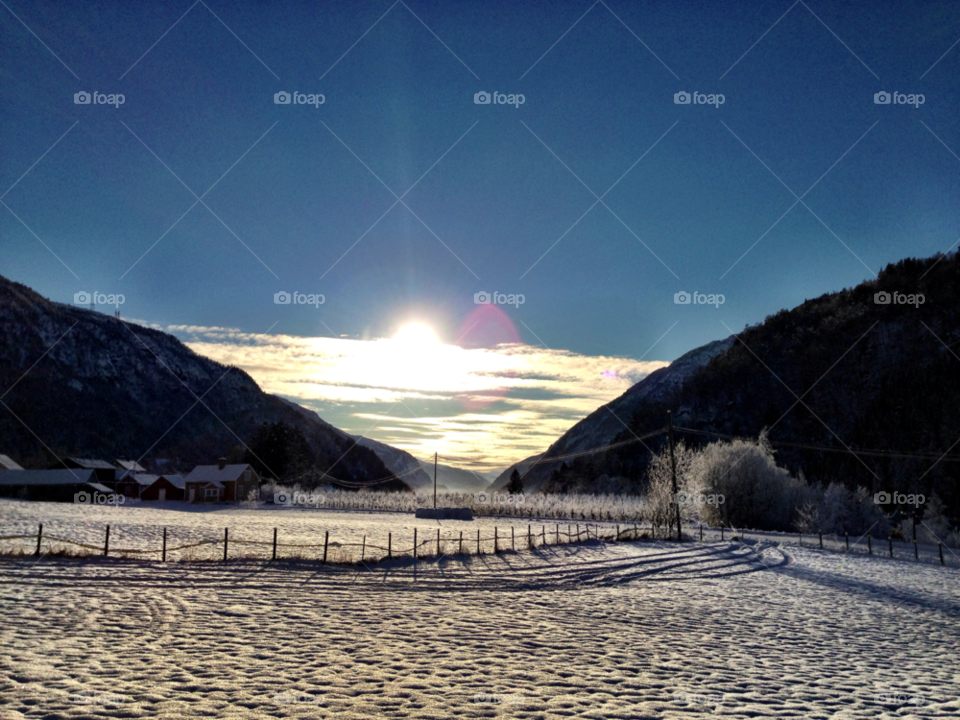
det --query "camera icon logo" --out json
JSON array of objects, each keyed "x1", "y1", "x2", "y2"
[
  {"x1": 274, "y1": 491, "x2": 292, "y2": 505},
  {"x1": 74, "y1": 91, "x2": 91, "y2": 104},
  {"x1": 274, "y1": 91, "x2": 291, "y2": 105},
  {"x1": 474, "y1": 91, "x2": 491, "y2": 105},
  {"x1": 475, "y1": 491, "x2": 490, "y2": 505},
  {"x1": 874, "y1": 491, "x2": 891, "y2": 504},
  {"x1": 474, "y1": 291, "x2": 491, "y2": 304},
  {"x1": 874, "y1": 91, "x2": 891, "y2": 105},
  {"x1": 674, "y1": 91, "x2": 691, "y2": 104},
  {"x1": 674, "y1": 291, "x2": 691, "y2": 305},
  {"x1": 74, "y1": 291, "x2": 91, "y2": 304},
  {"x1": 674, "y1": 491, "x2": 690, "y2": 505},
  {"x1": 874, "y1": 291, "x2": 891, "y2": 305},
  {"x1": 274, "y1": 291, "x2": 291, "y2": 305},
  {"x1": 74, "y1": 491, "x2": 91, "y2": 504}
]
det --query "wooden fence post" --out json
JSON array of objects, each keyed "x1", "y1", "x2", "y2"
[
  {"x1": 699, "y1": 524, "x2": 703, "y2": 541},
  {"x1": 939, "y1": 542, "x2": 944, "y2": 565},
  {"x1": 541, "y1": 525, "x2": 545, "y2": 545},
  {"x1": 223, "y1": 528, "x2": 228, "y2": 562},
  {"x1": 437, "y1": 528, "x2": 441, "y2": 557},
  {"x1": 914, "y1": 541, "x2": 918, "y2": 561},
  {"x1": 414, "y1": 529, "x2": 417, "y2": 560},
  {"x1": 162, "y1": 527, "x2": 167, "y2": 562},
  {"x1": 845, "y1": 531, "x2": 849, "y2": 551},
  {"x1": 322, "y1": 530, "x2": 329, "y2": 563},
  {"x1": 868, "y1": 533, "x2": 872, "y2": 555},
  {"x1": 35, "y1": 523, "x2": 43, "y2": 556},
  {"x1": 477, "y1": 528, "x2": 481, "y2": 555},
  {"x1": 104, "y1": 525, "x2": 110, "y2": 556},
  {"x1": 528, "y1": 524, "x2": 532, "y2": 549},
  {"x1": 556, "y1": 524, "x2": 560, "y2": 544},
  {"x1": 720, "y1": 526, "x2": 724, "y2": 541},
  {"x1": 459, "y1": 531, "x2": 463, "y2": 555},
  {"x1": 511, "y1": 526, "x2": 515, "y2": 551},
  {"x1": 361, "y1": 536, "x2": 366, "y2": 563},
  {"x1": 819, "y1": 530, "x2": 823, "y2": 549},
  {"x1": 616, "y1": 524, "x2": 620, "y2": 541},
  {"x1": 494, "y1": 527, "x2": 498, "y2": 554},
  {"x1": 272, "y1": 528, "x2": 277, "y2": 560},
  {"x1": 388, "y1": 532, "x2": 392, "y2": 559},
  {"x1": 889, "y1": 537, "x2": 893, "y2": 557}
]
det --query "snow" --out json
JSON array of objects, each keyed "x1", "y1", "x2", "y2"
[
  {"x1": 0, "y1": 499, "x2": 615, "y2": 561},
  {"x1": 1, "y1": 504, "x2": 958, "y2": 718}
]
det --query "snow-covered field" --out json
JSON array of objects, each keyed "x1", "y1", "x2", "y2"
[
  {"x1": 0, "y1": 499, "x2": 625, "y2": 561},
  {"x1": 2, "y1": 522, "x2": 958, "y2": 719}
]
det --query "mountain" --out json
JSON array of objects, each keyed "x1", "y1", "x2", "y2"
[
  {"x1": 354, "y1": 438, "x2": 433, "y2": 489},
  {"x1": 275, "y1": 396, "x2": 433, "y2": 489},
  {"x1": 516, "y1": 253, "x2": 960, "y2": 513},
  {"x1": 495, "y1": 337, "x2": 734, "y2": 493},
  {"x1": 490, "y1": 454, "x2": 543, "y2": 492},
  {"x1": 0, "y1": 275, "x2": 408, "y2": 490},
  {"x1": 417, "y1": 459, "x2": 491, "y2": 493}
]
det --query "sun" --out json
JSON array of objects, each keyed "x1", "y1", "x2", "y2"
[{"x1": 394, "y1": 322, "x2": 441, "y2": 345}]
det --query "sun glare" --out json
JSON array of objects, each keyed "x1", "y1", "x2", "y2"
[{"x1": 394, "y1": 323, "x2": 440, "y2": 345}]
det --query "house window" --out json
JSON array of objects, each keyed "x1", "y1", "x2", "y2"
[{"x1": 204, "y1": 487, "x2": 219, "y2": 499}]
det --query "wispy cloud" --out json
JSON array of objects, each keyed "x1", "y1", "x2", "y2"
[{"x1": 162, "y1": 326, "x2": 667, "y2": 472}]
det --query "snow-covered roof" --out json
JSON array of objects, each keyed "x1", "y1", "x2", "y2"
[
  {"x1": 184, "y1": 464, "x2": 254, "y2": 486},
  {"x1": 66, "y1": 458, "x2": 117, "y2": 470},
  {"x1": 132, "y1": 473, "x2": 160, "y2": 486},
  {"x1": 0, "y1": 454, "x2": 23, "y2": 470},
  {"x1": 0, "y1": 468, "x2": 96, "y2": 485},
  {"x1": 116, "y1": 459, "x2": 147, "y2": 472},
  {"x1": 159, "y1": 475, "x2": 185, "y2": 489}
]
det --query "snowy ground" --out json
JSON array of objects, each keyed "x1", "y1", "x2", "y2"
[
  {"x1": 0, "y1": 499, "x2": 623, "y2": 561},
  {"x1": 1, "y1": 498, "x2": 953, "y2": 567},
  {"x1": 1, "y1": 530, "x2": 958, "y2": 718}
]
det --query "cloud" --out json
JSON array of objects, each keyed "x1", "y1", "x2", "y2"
[{"x1": 171, "y1": 327, "x2": 668, "y2": 471}]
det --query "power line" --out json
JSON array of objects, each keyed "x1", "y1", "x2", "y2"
[{"x1": 672, "y1": 426, "x2": 960, "y2": 463}]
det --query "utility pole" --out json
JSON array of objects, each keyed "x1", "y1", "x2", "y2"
[
  {"x1": 668, "y1": 410, "x2": 681, "y2": 542},
  {"x1": 434, "y1": 451, "x2": 438, "y2": 509}
]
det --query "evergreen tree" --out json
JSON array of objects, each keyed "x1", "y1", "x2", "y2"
[{"x1": 507, "y1": 468, "x2": 523, "y2": 494}]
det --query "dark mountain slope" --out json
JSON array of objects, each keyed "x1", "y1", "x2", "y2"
[
  {"x1": 0, "y1": 275, "x2": 406, "y2": 489},
  {"x1": 525, "y1": 253, "x2": 960, "y2": 513}
]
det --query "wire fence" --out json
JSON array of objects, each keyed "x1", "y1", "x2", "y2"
[{"x1": 0, "y1": 521, "x2": 952, "y2": 567}]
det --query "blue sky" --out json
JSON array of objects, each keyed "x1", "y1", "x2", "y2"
[{"x1": 2, "y1": 0, "x2": 958, "y2": 468}]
